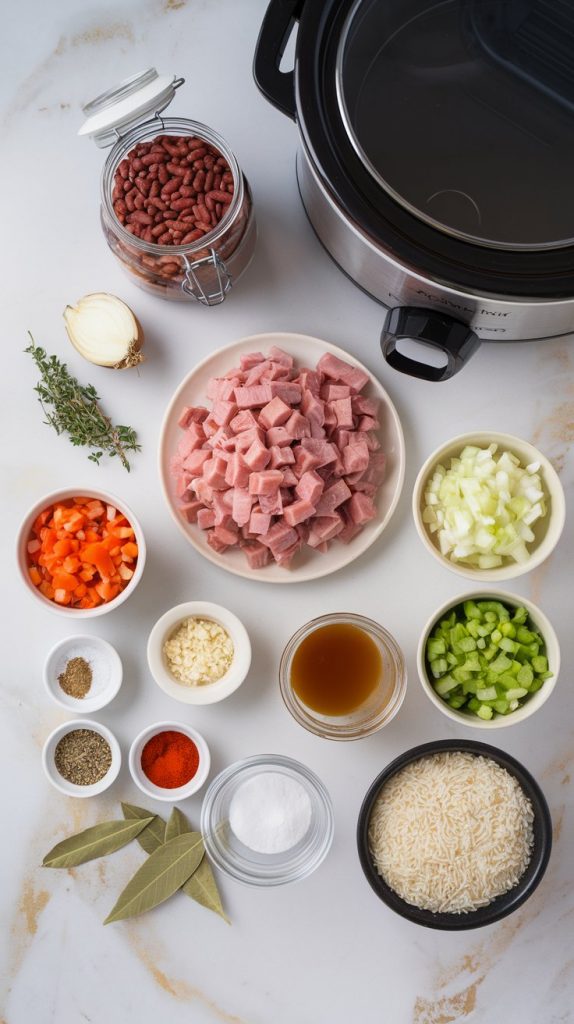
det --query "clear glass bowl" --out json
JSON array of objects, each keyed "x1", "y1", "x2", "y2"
[
  {"x1": 200, "y1": 754, "x2": 334, "y2": 887},
  {"x1": 279, "y1": 613, "x2": 407, "y2": 740}
]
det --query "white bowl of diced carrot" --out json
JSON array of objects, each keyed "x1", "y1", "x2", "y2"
[{"x1": 17, "y1": 489, "x2": 146, "y2": 616}]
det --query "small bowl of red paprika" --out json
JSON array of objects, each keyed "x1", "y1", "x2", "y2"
[{"x1": 129, "y1": 721, "x2": 210, "y2": 801}]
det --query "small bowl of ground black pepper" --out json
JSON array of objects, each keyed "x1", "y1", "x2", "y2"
[
  {"x1": 44, "y1": 635, "x2": 123, "y2": 712},
  {"x1": 42, "y1": 719, "x2": 121, "y2": 797}
]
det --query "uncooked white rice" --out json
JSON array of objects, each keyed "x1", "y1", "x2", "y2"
[{"x1": 368, "y1": 752, "x2": 534, "y2": 914}]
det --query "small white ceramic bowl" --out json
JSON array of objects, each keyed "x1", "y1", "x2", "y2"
[
  {"x1": 42, "y1": 718, "x2": 121, "y2": 797},
  {"x1": 43, "y1": 635, "x2": 123, "y2": 713},
  {"x1": 147, "y1": 601, "x2": 251, "y2": 705},
  {"x1": 128, "y1": 721, "x2": 210, "y2": 802},
  {"x1": 16, "y1": 487, "x2": 146, "y2": 617},
  {"x1": 417, "y1": 590, "x2": 560, "y2": 729},
  {"x1": 412, "y1": 431, "x2": 565, "y2": 582}
]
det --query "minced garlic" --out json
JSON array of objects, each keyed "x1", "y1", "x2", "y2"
[{"x1": 163, "y1": 617, "x2": 234, "y2": 686}]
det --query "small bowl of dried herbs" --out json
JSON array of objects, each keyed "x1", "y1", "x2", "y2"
[
  {"x1": 42, "y1": 719, "x2": 121, "y2": 797},
  {"x1": 17, "y1": 487, "x2": 146, "y2": 617},
  {"x1": 44, "y1": 635, "x2": 123, "y2": 712}
]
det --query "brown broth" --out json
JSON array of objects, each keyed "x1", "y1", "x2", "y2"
[{"x1": 291, "y1": 623, "x2": 383, "y2": 716}]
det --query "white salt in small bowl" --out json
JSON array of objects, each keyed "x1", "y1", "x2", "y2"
[
  {"x1": 43, "y1": 635, "x2": 123, "y2": 712},
  {"x1": 42, "y1": 719, "x2": 121, "y2": 798},
  {"x1": 201, "y1": 754, "x2": 334, "y2": 886}
]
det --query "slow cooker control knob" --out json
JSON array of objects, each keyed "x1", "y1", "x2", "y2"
[{"x1": 381, "y1": 307, "x2": 481, "y2": 382}]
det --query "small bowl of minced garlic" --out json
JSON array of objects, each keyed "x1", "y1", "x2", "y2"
[{"x1": 147, "y1": 601, "x2": 251, "y2": 705}]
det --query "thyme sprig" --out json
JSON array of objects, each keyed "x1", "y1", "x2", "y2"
[{"x1": 25, "y1": 335, "x2": 141, "y2": 471}]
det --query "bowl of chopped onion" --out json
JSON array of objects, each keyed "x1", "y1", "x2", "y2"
[
  {"x1": 412, "y1": 432, "x2": 565, "y2": 581},
  {"x1": 417, "y1": 591, "x2": 560, "y2": 728}
]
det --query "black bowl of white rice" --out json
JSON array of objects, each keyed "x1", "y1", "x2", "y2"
[{"x1": 357, "y1": 739, "x2": 552, "y2": 929}]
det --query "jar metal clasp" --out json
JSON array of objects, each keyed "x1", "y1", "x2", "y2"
[{"x1": 181, "y1": 249, "x2": 232, "y2": 306}]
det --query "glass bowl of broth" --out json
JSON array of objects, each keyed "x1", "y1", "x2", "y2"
[{"x1": 279, "y1": 613, "x2": 407, "y2": 740}]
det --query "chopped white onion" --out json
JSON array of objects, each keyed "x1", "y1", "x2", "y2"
[{"x1": 422, "y1": 444, "x2": 547, "y2": 567}]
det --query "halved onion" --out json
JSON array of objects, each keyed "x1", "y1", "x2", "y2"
[
  {"x1": 64, "y1": 293, "x2": 144, "y2": 369},
  {"x1": 423, "y1": 444, "x2": 547, "y2": 568}
]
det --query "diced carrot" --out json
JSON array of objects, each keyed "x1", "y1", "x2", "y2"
[
  {"x1": 118, "y1": 563, "x2": 134, "y2": 581},
  {"x1": 52, "y1": 571, "x2": 79, "y2": 592},
  {"x1": 53, "y1": 539, "x2": 73, "y2": 557},
  {"x1": 95, "y1": 581, "x2": 120, "y2": 602},
  {"x1": 63, "y1": 556, "x2": 81, "y2": 574},
  {"x1": 74, "y1": 583, "x2": 88, "y2": 598},
  {"x1": 54, "y1": 589, "x2": 71, "y2": 605},
  {"x1": 122, "y1": 542, "x2": 138, "y2": 559},
  {"x1": 29, "y1": 566, "x2": 42, "y2": 586}
]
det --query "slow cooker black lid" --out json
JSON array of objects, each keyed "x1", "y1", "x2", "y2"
[{"x1": 295, "y1": 0, "x2": 574, "y2": 297}]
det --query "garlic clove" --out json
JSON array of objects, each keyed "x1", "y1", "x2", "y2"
[{"x1": 64, "y1": 293, "x2": 144, "y2": 369}]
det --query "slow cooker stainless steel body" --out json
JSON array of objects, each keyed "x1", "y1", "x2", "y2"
[{"x1": 254, "y1": 0, "x2": 574, "y2": 381}]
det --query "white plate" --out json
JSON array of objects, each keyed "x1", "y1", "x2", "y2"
[{"x1": 158, "y1": 333, "x2": 405, "y2": 583}]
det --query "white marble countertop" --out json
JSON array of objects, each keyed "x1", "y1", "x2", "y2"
[{"x1": 2, "y1": 1, "x2": 573, "y2": 1022}]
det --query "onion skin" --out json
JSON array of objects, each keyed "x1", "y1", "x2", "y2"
[{"x1": 64, "y1": 293, "x2": 144, "y2": 370}]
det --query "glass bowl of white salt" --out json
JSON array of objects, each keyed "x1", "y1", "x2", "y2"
[{"x1": 200, "y1": 754, "x2": 334, "y2": 886}]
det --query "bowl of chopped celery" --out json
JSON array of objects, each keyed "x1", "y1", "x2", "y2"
[
  {"x1": 412, "y1": 432, "x2": 565, "y2": 581},
  {"x1": 417, "y1": 592, "x2": 560, "y2": 728}
]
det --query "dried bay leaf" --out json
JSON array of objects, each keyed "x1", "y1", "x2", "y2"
[
  {"x1": 104, "y1": 832, "x2": 204, "y2": 924},
  {"x1": 164, "y1": 809, "x2": 229, "y2": 923},
  {"x1": 43, "y1": 818, "x2": 154, "y2": 869},
  {"x1": 121, "y1": 802, "x2": 166, "y2": 854}
]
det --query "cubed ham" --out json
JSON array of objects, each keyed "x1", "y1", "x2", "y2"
[
  {"x1": 295, "y1": 470, "x2": 324, "y2": 504},
  {"x1": 211, "y1": 399, "x2": 238, "y2": 427},
  {"x1": 242, "y1": 542, "x2": 272, "y2": 569},
  {"x1": 197, "y1": 508, "x2": 216, "y2": 530},
  {"x1": 307, "y1": 514, "x2": 345, "y2": 546},
  {"x1": 298, "y1": 369, "x2": 322, "y2": 395},
  {"x1": 178, "y1": 405, "x2": 205, "y2": 429},
  {"x1": 175, "y1": 472, "x2": 192, "y2": 498},
  {"x1": 286, "y1": 410, "x2": 311, "y2": 439},
  {"x1": 281, "y1": 467, "x2": 298, "y2": 487},
  {"x1": 210, "y1": 427, "x2": 235, "y2": 451},
  {"x1": 301, "y1": 390, "x2": 325, "y2": 427},
  {"x1": 212, "y1": 492, "x2": 231, "y2": 525},
  {"x1": 266, "y1": 426, "x2": 292, "y2": 447},
  {"x1": 315, "y1": 479, "x2": 352, "y2": 515},
  {"x1": 269, "y1": 445, "x2": 295, "y2": 468},
  {"x1": 232, "y1": 488, "x2": 254, "y2": 527},
  {"x1": 258, "y1": 396, "x2": 292, "y2": 429},
  {"x1": 320, "y1": 384, "x2": 351, "y2": 401},
  {"x1": 183, "y1": 449, "x2": 212, "y2": 475},
  {"x1": 351, "y1": 395, "x2": 379, "y2": 417},
  {"x1": 274, "y1": 539, "x2": 302, "y2": 567},
  {"x1": 235, "y1": 426, "x2": 266, "y2": 453},
  {"x1": 234, "y1": 384, "x2": 273, "y2": 408},
  {"x1": 243, "y1": 438, "x2": 271, "y2": 470},
  {"x1": 331, "y1": 397, "x2": 354, "y2": 429},
  {"x1": 284, "y1": 498, "x2": 316, "y2": 526},
  {"x1": 362, "y1": 452, "x2": 387, "y2": 486},
  {"x1": 206, "y1": 529, "x2": 230, "y2": 554},
  {"x1": 260, "y1": 521, "x2": 299, "y2": 555},
  {"x1": 258, "y1": 489, "x2": 283, "y2": 515},
  {"x1": 338, "y1": 521, "x2": 363, "y2": 544},
  {"x1": 203, "y1": 455, "x2": 228, "y2": 489},
  {"x1": 268, "y1": 346, "x2": 294, "y2": 368},
  {"x1": 249, "y1": 510, "x2": 272, "y2": 535},
  {"x1": 300, "y1": 438, "x2": 337, "y2": 467},
  {"x1": 347, "y1": 492, "x2": 377, "y2": 525},
  {"x1": 342, "y1": 439, "x2": 370, "y2": 475},
  {"x1": 316, "y1": 352, "x2": 369, "y2": 392},
  {"x1": 207, "y1": 377, "x2": 236, "y2": 402},
  {"x1": 193, "y1": 478, "x2": 213, "y2": 505},
  {"x1": 213, "y1": 521, "x2": 239, "y2": 546},
  {"x1": 358, "y1": 415, "x2": 379, "y2": 432},
  {"x1": 177, "y1": 423, "x2": 205, "y2": 457},
  {"x1": 230, "y1": 409, "x2": 259, "y2": 434},
  {"x1": 239, "y1": 351, "x2": 266, "y2": 370},
  {"x1": 225, "y1": 452, "x2": 250, "y2": 488},
  {"x1": 249, "y1": 470, "x2": 284, "y2": 495},
  {"x1": 245, "y1": 360, "x2": 273, "y2": 385},
  {"x1": 202, "y1": 414, "x2": 219, "y2": 437},
  {"x1": 179, "y1": 500, "x2": 203, "y2": 523},
  {"x1": 293, "y1": 446, "x2": 322, "y2": 476},
  {"x1": 269, "y1": 381, "x2": 302, "y2": 404}
]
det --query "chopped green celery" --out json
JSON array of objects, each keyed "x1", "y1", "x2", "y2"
[
  {"x1": 529, "y1": 678, "x2": 544, "y2": 692},
  {"x1": 484, "y1": 611, "x2": 497, "y2": 623},
  {"x1": 459, "y1": 637, "x2": 477, "y2": 653},
  {"x1": 430, "y1": 657, "x2": 448, "y2": 678},
  {"x1": 538, "y1": 670, "x2": 553, "y2": 681},
  {"x1": 504, "y1": 687, "x2": 528, "y2": 701},
  {"x1": 452, "y1": 667, "x2": 472, "y2": 683},
  {"x1": 447, "y1": 695, "x2": 466, "y2": 709},
  {"x1": 463, "y1": 600, "x2": 482, "y2": 620},
  {"x1": 478, "y1": 601, "x2": 510, "y2": 619},
  {"x1": 516, "y1": 626, "x2": 535, "y2": 644},
  {"x1": 483, "y1": 646, "x2": 497, "y2": 661},
  {"x1": 446, "y1": 652, "x2": 458, "y2": 667},
  {"x1": 476, "y1": 686, "x2": 497, "y2": 701},
  {"x1": 493, "y1": 699, "x2": 510, "y2": 714},
  {"x1": 476, "y1": 638, "x2": 486, "y2": 650},
  {"x1": 477, "y1": 623, "x2": 494, "y2": 637},
  {"x1": 499, "y1": 673, "x2": 519, "y2": 690},
  {"x1": 466, "y1": 619, "x2": 480, "y2": 638},
  {"x1": 462, "y1": 679, "x2": 478, "y2": 695},
  {"x1": 450, "y1": 623, "x2": 468, "y2": 644},
  {"x1": 512, "y1": 606, "x2": 528, "y2": 625},
  {"x1": 434, "y1": 675, "x2": 459, "y2": 697},
  {"x1": 467, "y1": 697, "x2": 481, "y2": 713},
  {"x1": 427, "y1": 637, "x2": 446, "y2": 659},
  {"x1": 532, "y1": 655, "x2": 548, "y2": 673},
  {"x1": 527, "y1": 642, "x2": 541, "y2": 657},
  {"x1": 477, "y1": 704, "x2": 493, "y2": 720},
  {"x1": 491, "y1": 629, "x2": 502, "y2": 644},
  {"x1": 500, "y1": 622, "x2": 516, "y2": 638},
  {"x1": 447, "y1": 611, "x2": 457, "y2": 627},
  {"x1": 509, "y1": 661, "x2": 521, "y2": 677},
  {"x1": 516, "y1": 664, "x2": 534, "y2": 688},
  {"x1": 499, "y1": 637, "x2": 519, "y2": 654},
  {"x1": 489, "y1": 654, "x2": 512, "y2": 674}
]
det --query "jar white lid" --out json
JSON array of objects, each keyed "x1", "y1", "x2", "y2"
[{"x1": 79, "y1": 68, "x2": 184, "y2": 148}]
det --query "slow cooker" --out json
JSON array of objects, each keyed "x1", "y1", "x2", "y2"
[{"x1": 254, "y1": 0, "x2": 574, "y2": 380}]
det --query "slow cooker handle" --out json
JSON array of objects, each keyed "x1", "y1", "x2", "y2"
[
  {"x1": 253, "y1": 0, "x2": 304, "y2": 120},
  {"x1": 381, "y1": 307, "x2": 481, "y2": 382}
]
